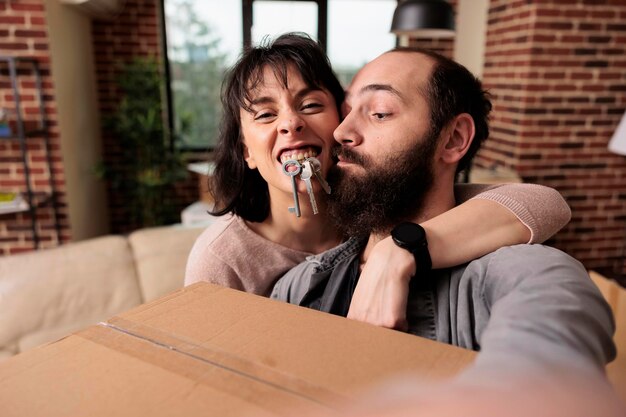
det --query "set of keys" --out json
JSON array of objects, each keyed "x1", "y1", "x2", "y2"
[{"x1": 281, "y1": 156, "x2": 331, "y2": 217}]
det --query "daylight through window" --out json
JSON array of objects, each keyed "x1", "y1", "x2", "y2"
[{"x1": 163, "y1": 0, "x2": 396, "y2": 150}]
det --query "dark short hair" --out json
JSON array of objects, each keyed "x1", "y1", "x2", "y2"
[
  {"x1": 390, "y1": 47, "x2": 492, "y2": 174},
  {"x1": 209, "y1": 33, "x2": 345, "y2": 222}
]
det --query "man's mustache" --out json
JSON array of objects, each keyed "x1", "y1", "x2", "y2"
[{"x1": 331, "y1": 145, "x2": 369, "y2": 167}]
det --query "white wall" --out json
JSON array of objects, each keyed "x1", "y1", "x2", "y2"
[
  {"x1": 45, "y1": 0, "x2": 109, "y2": 240},
  {"x1": 453, "y1": 0, "x2": 489, "y2": 78}
]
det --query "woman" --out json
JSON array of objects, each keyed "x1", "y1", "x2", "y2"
[{"x1": 185, "y1": 33, "x2": 570, "y2": 303}]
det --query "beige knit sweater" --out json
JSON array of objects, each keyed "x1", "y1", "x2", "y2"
[{"x1": 184, "y1": 183, "x2": 571, "y2": 296}]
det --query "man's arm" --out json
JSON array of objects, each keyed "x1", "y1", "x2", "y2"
[
  {"x1": 348, "y1": 183, "x2": 572, "y2": 331},
  {"x1": 448, "y1": 245, "x2": 616, "y2": 376}
]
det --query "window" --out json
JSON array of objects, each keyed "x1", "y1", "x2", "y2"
[
  {"x1": 163, "y1": 0, "x2": 397, "y2": 150},
  {"x1": 163, "y1": 0, "x2": 241, "y2": 150},
  {"x1": 245, "y1": 1, "x2": 322, "y2": 48},
  {"x1": 328, "y1": 1, "x2": 396, "y2": 86}
]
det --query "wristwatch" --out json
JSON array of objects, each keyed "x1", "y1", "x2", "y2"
[{"x1": 391, "y1": 222, "x2": 432, "y2": 273}]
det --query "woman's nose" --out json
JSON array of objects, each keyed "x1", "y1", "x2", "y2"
[{"x1": 278, "y1": 112, "x2": 305, "y2": 135}]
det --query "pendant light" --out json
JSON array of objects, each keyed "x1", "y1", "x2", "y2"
[{"x1": 390, "y1": 0, "x2": 455, "y2": 38}]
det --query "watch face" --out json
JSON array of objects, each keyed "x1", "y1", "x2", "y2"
[{"x1": 392, "y1": 222, "x2": 426, "y2": 246}]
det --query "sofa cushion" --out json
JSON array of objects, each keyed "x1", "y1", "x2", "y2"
[
  {"x1": 129, "y1": 225, "x2": 204, "y2": 302},
  {"x1": 0, "y1": 235, "x2": 143, "y2": 355}
]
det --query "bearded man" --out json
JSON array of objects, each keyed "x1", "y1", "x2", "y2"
[{"x1": 271, "y1": 47, "x2": 615, "y2": 378}]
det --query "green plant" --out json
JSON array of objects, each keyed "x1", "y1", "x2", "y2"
[{"x1": 97, "y1": 57, "x2": 187, "y2": 229}]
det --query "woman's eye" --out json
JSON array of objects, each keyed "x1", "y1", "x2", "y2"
[
  {"x1": 254, "y1": 112, "x2": 275, "y2": 121},
  {"x1": 373, "y1": 112, "x2": 390, "y2": 120},
  {"x1": 301, "y1": 102, "x2": 323, "y2": 112}
]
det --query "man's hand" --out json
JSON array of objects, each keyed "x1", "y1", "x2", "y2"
[{"x1": 347, "y1": 236, "x2": 416, "y2": 332}]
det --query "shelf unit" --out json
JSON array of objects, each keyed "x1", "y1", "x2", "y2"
[{"x1": 0, "y1": 56, "x2": 61, "y2": 248}]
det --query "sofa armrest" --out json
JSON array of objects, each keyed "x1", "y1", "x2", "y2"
[{"x1": 0, "y1": 235, "x2": 143, "y2": 356}]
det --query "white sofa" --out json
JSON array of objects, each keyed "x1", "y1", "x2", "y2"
[{"x1": 0, "y1": 225, "x2": 204, "y2": 359}]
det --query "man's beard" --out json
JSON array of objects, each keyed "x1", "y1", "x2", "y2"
[{"x1": 327, "y1": 130, "x2": 438, "y2": 237}]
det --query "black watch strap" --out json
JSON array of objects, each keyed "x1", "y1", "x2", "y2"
[
  {"x1": 410, "y1": 240, "x2": 432, "y2": 273},
  {"x1": 391, "y1": 222, "x2": 432, "y2": 273}
]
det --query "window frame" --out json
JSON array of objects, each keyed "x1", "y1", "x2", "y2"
[
  {"x1": 242, "y1": 0, "x2": 328, "y2": 51},
  {"x1": 159, "y1": 0, "x2": 399, "y2": 153}
]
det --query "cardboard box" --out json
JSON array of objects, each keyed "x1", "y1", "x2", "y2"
[{"x1": 0, "y1": 283, "x2": 475, "y2": 416}]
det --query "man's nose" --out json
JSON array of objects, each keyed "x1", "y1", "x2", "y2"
[
  {"x1": 278, "y1": 112, "x2": 305, "y2": 135},
  {"x1": 333, "y1": 114, "x2": 362, "y2": 146}
]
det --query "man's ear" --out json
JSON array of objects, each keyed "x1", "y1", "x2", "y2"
[
  {"x1": 440, "y1": 113, "x2": 475, "y2": 165},
  {"x1": 243, "y1": 143, "x2": 257, "y2": 169}
]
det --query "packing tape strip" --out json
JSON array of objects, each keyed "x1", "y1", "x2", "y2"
[{"x1": 82, "y1": 318, "x2": 346, "y2": 411}]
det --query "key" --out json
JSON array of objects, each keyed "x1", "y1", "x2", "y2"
[
  {"x1": 306, "y1": 157, "x2": 332, "y2": 194},
  {"x1": 281, "y1": 159, "x2": 302, "y2": 217},
  {"x1": 300, "y1": 160, "x2": 318, "y2": 215}
]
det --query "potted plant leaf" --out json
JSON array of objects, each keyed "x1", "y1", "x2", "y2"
[{"x1": 96, "y1": 57, "x2": 188, "y2": 230}]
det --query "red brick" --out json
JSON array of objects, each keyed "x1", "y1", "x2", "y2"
[
  {"x1": 9, "y1": 247, "x2": 36, "y2": 255},
  {"x1": 584, "y1": 60, "x2": 609, "y2": 67},
  {"x1": 536, "y1": 9, "x2": 561, "y2": 17},
  {"x1": 526, "y1": 84, "x2": 550, "y2": 91},
  {"x1": 603, "y1": 48, "x2": 625, "y2": 55},
  {"x1": 588, "y1": 36, "x2": 612, "y2": 43},
  {"x1": 542, "y1": 72, "x2": 564, "y2": 80},
  {"x1": 0, "y1": 42, "x2": 29, "y2": 50},
  {"x1": 29, "y1": 16, "x2": 46, "y2": 26},
  {"x1": 564, "y1": 10, "x2": 588, "y2": 18},
  {"x1": 14, "y1": 30, "x2": 47, "y2": 38},
  {"x1": 0, "y1": 16, "x2": 26, "y2": 24},
  {"x1": 554, "y1": 84, "x2": 578, "y2": 92},
  {"x1": 562, "y1": 35, "x2": 584, "y2": 43},
  {"x1": 10, "y1": 3, "x2": 44, "y2": 12},
  {"x1": 579, "y1": 23, "x2": 603, "y2": 31},
  {"x1": 599, "y1": 72, "x2": 622, "y2": 80},
  {"x1": 571, "y1": 72, "x2": 593, "y2": 80},
  {"x1": 533, "y1": 34, "x2": 557, "y2": 43}
]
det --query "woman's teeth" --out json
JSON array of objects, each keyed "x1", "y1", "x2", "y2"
[{"x1": 280, "y1": 148, "x2": 318, "y2": 163}]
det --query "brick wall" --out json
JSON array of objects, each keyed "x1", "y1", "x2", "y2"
[
  {"x1": 408, "y1": 36, "x2": 455, "y2": 58},
  {"x1": 407, "y1": 0, "x2": 458, "y2": 58},
  {"x1": 0, "y1": 0, "x2": 69, "y2": 255},
  {"x1": 92, "y1": 0, "x2": 197, "y2": 234},
  {"x1": 477, "y1": 0, "x2": 626, "y2": 273},
  {"x1": 0, "y1": 0, "x2": 200, "y2": 255}
]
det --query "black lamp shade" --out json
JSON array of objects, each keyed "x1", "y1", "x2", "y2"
[{"x1": 391, "y1": 0, "x2": 455, "y2": 38}]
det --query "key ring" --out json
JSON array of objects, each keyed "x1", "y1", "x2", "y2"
[{"x1": 282, "y1": 159, "x2": 302, "y2": 176}]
